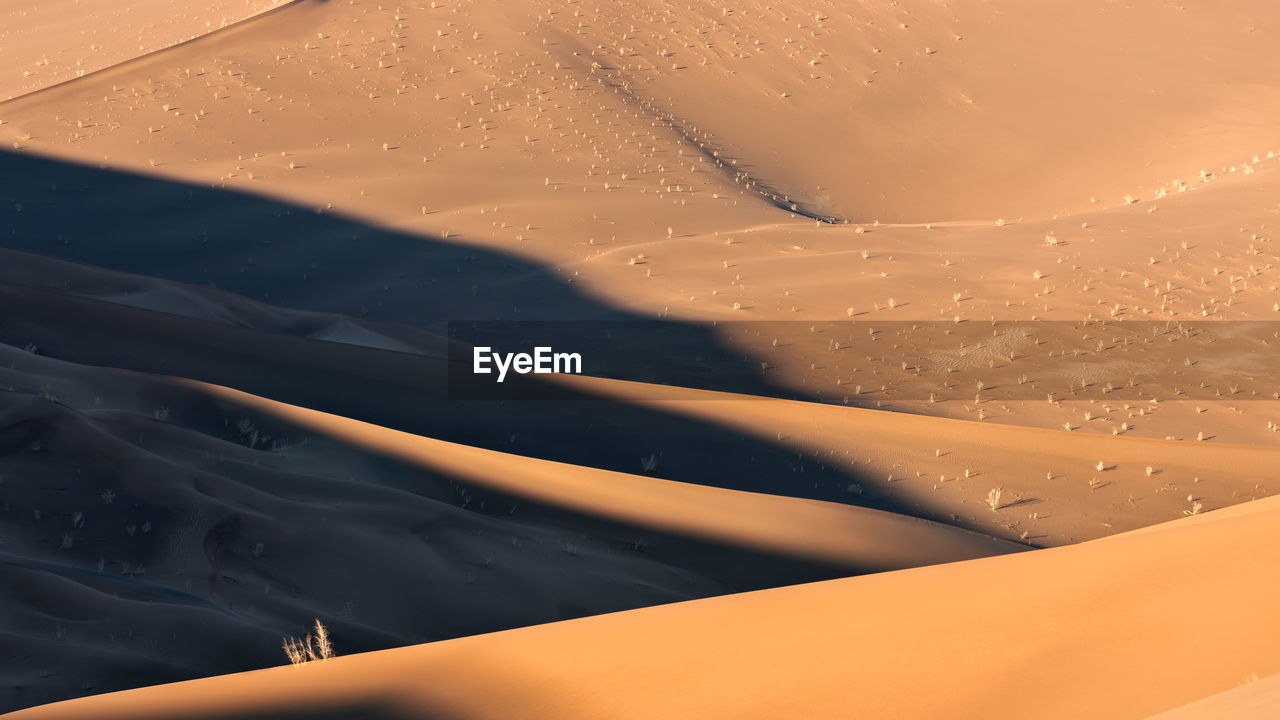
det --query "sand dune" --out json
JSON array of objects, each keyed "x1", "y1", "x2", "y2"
[
  {"x1": 0, "y1": 0, "x2": 291, "y2": 102},
  {"x1": 7, "y1": 260, "x2": 1275, "y2": 550},
  {"x1": 4, "y1": 341, "x2": 947, "y2": 711},
  {"x1": 0, "y1": 248, "x2": 449, "y2": 354},
  {"x1": 1144, "y1": 672, "x2": 1280, "y2": 720},
  {"x1": 185, "y1": 378, "x2": 1024, "y2": 570},
  {"x1": 11, "y1": 492, "x2": 1279, "y2": 720},
  {"x1": 563, "y1": 374, "x2": 1280, "y2": 545},
  {"x1": 2, "y1": 0, "x2": 1278, "y2": 715},
  {"x1": 576, "y1": 0, "x2": 1280, "y2": 222}
]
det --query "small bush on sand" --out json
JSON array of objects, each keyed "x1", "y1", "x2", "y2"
[{"x1": 283, "y1": 619, "x2": 335, "y2": 665}]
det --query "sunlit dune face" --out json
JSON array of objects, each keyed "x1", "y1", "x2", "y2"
[{"x1": 0, "y1": 0, "x2": 289, "y2": 102}]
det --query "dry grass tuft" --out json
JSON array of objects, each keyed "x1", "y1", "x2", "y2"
[{"x1": 282, "y1": 619, "x2": 336, "y2": 665}]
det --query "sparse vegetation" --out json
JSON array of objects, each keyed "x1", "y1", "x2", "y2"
[
  {"x1": 283, "y1": 619, "x2": 335, "y2": 665},
  {"x1": 986, "y1": 488, "x2": 1003, "y2": 512}
]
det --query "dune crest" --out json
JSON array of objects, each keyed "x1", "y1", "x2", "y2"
[
  {"x1": 0, "y1": 0, "x2": 293, "y2": 102},
  {"x1": 11, "y1": 494, "x2": 1280, "y2": 720}
]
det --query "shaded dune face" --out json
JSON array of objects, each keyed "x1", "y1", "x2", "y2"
[
  {"x1": 0, "y1": 341, "x2": 875, "y2": 713},
  {"x1": 0, "y1": 153, "x2": 841, "y2": 497},
  {"x1": 1, "y1": 0, "x2": 1279, "y2": 717},
  {"x1": 0, "y1": 156, "x2": 1020, "y2": 712}
]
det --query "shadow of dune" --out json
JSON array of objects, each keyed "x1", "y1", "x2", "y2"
[
  {"x1": 0, "y1": 149, "x2": 889, "y2": 508},
  {"x1": 2, "y1": 148, "x2": 696, "y2": 326},
  {"x1": 0, "y1": 150, "x2": 1019, "y2": 712},
  {"x1": 0, "y1": 344, "x2": 879, "y2": 714}
]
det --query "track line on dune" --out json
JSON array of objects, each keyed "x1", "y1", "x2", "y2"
[{"x1": 572, "y1": 51, "x2": 847, "y2": 224}]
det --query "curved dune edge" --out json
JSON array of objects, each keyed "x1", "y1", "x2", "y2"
[
  {"x1": 1143, "y1": 672, "x2": 1280, "y2": 720},
  {"x1": 0, "y1": 0, "x2": 302, "y2": 103},
  {"x1": 553, "y1": 374, "x2": 1280, "y2": 544},
  {"x1": 10, "y1": 492, "x2": 1279, "y2": 720},
  {"x1": 176, "y1": 378, "x2": 1023, "y2": 571}
]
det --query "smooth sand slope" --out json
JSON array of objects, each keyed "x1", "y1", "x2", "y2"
[
  {"x1": 183, "y1": 380, "x2": 1025, "y2": 571},
  {"x1": 3, "y1": 0, "x2": 1279, "y2": 441},
  {"x1": 0, "y1": 336, "x2": 931, "y2": 712},
  {"x1": 0, "y1": 262, "x2": 1025, "y2": 712},
  {"x1": 1144, "y1": 672, "x2": 1280, "y2": 720},
  {"x1": 10, "y1": 493, "x2": 1280, "y2": 720},
  {"x1": 5, "y1": 250, "x2": 1277, "y2": 551},
  {"x1": 563, "y1": 374, "x2": 1280, "y2": 546},
  {"x1": 1, "y1": 0, "x2": 1278, "y2": 715}
]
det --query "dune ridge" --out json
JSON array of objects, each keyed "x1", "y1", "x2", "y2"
[
  {"x1": 10, "y1": 491, "x2": 1279, "y2": 720},
  {"x1": 0, "y1": 0, "x2": 295, "y2": 103},
  {"x1": 183, "y1": 378, "x2": 1025, "y2": 569}
]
